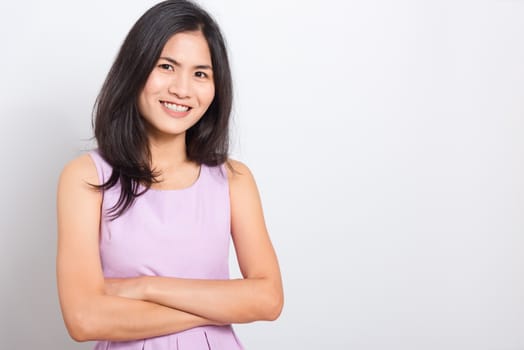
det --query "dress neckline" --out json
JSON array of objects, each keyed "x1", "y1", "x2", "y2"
[{"x1": 143, "y1": 164, "x2": 204, "y2": 193}]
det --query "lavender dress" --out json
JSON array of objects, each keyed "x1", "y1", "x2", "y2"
[{"x1": 90, "y1": 150, "x2": 244, "y2": 350}]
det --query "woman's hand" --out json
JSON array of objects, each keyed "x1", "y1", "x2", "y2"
[{"x1": 104, "y1": 277, "x2": 146, "y2": 300}]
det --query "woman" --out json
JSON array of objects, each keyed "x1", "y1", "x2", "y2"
[{"x1": 56, "y1": 1, "x2": 283, "y2": 349}]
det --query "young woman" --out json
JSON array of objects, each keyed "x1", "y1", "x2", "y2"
[{"x1": 56, "y1": 1, "x2": 283, "y2": 349}]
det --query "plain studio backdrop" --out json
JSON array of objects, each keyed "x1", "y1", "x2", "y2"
[{"x1": 0, "y1": 0, "x2": 523, "y2": 349}]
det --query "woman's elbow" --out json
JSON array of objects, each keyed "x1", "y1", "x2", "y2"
[
  {"x1": 68, "y1": 327, "x2": 90, "y2": 343},
  {"x1": 267, "y1": 291, "x2": 284, "y2": 321},
  {"x1": 62, "y1": 302, "x2": 104, "y2": 342},
  {"x1": 64, "y1": 310, "x2": 95, "y2": 342},
  {"x1": 260, "y1": 282, "x2": 284, "y2": 321}
]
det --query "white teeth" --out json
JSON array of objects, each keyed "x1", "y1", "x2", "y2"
[{"x1": 163, "y1": 102, "x2": 190, "y2": 112}]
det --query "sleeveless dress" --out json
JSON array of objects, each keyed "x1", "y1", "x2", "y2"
[{"x1": 89, "y1": 150, "x2": 244, "y2": 350}]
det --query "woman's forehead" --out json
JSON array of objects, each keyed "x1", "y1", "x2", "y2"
[{"x1": 159, "y1": 31, "x2": 212, "y2": 66}]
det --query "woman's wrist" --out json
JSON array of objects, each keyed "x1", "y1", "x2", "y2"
[{"x1": 139, "y1": 276, "x2": 152, "y2": 301}]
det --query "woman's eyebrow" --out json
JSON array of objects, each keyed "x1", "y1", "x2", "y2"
[{"x1": 159, "y1": 56, "x2": 213, "y2": 70}]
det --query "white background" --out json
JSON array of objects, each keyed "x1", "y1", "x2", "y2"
[{"x1": 1, "y1": 0, "x2": 523, "y2": 349}]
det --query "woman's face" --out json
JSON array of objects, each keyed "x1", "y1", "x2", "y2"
[{"x1": 138, "y1": 31, "x2": 215, "y2": 140}]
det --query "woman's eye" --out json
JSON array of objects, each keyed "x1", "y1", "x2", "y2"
[
  {"x1": 159, "y1": 64, "x2": 174, "y2": 71},
  {"x1": 195, "y1": 71, "x2": 208, "y2": 78}
]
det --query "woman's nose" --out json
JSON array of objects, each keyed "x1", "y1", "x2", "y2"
[{"x1": 168, "y1": 74, "x2": 190, "y2": 98}]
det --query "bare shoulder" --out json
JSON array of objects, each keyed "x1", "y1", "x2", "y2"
[
  {"x1": 225, "y1": 158, "x2": 256, "y2": 184},
  {"x1": 58, "y1": 153, "x2": 100, "y2": 190},
  {"x1": 57, "y1": 153, "x2": 102, "y2": 239}
]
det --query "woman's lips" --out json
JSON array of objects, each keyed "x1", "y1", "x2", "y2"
[{"x1": 160, "y1": 101, "x2": 191, "y2": 118}]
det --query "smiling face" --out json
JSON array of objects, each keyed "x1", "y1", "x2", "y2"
[{"x1": 137, "y1": 31, "x2": 215, "y2": 141}]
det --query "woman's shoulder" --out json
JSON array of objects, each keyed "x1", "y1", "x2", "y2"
[
  {"x1": 58, "y1": 152, "x2": 100, "y2": 188},
  {"x1": 224, "y1": 158, "x2": 259, "y2": 193},
  {"x1": 225, "y1": 158, "x2": 253, "y2": 180}
]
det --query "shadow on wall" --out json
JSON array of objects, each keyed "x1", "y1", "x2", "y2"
[{"x1": 1, "y1": 101, "x2": 94, "y2": 349}]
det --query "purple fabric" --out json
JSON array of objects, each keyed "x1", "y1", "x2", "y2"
[{"x1": 89, "y1": 150, "x2": 244, "y2": 350}]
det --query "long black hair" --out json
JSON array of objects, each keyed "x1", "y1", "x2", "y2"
[{"x1": 92, "y1": 0, "x2": 233, "y2": 219}]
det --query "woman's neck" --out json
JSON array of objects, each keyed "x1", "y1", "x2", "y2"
[
  {"x1": 148, "y1": 133, "x2": 191, "y2": 172},
  {"x1": 147, "y1": 132, "x2": 201, "y2": 189}
]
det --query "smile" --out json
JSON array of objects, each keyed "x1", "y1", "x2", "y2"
[{"x1": 161, "y1": 101, "x2": 191, "y2": 112}]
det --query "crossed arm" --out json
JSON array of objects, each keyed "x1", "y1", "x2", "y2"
[{"x1": 56, "y1": 155, "x2": 283, "y2": 342}]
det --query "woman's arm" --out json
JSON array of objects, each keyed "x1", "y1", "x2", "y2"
[
  {"x1": 56, "y1": 154, "x2": 219, "y2": 342},
  {"x1": 104, "y1": 160, "x2": 284, "y2": 324}
]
